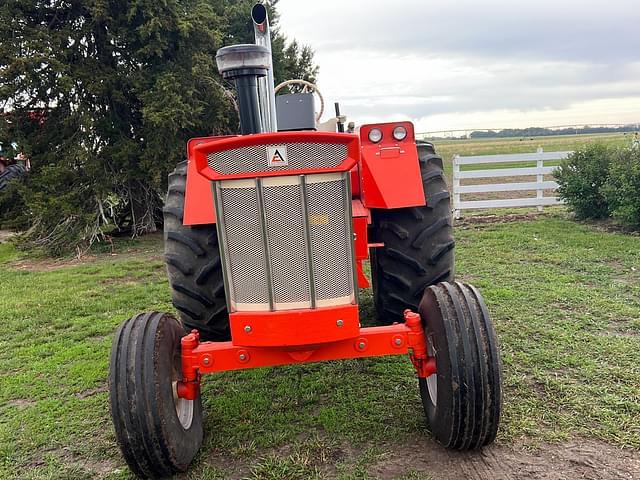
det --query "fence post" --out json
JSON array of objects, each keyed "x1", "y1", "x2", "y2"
[
  {"x1": 536, "y1": 147, "x2": 544, "y2": 212},
  {"x1": 453, "y1": 154, "x2": 461, "y2": 219}
]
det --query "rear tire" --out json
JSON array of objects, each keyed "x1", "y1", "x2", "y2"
[
  {"x1": 109, "y1": 312, "x2": 203, "y2": 478},
  {"x1": 0, "y1": 164, "x2": 27, "y2": 193},
  {"x1": 418, "y1": 282, "x2": 502, "y2": 449},
  {"x1": 370, "y1": 141, "x2": 454, "y2": 323},
  {"x1": 164, "y1": 161, "x2": 229, "y2": 341}
]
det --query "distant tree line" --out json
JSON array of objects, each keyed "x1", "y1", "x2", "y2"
[
  {"x1": 470, "y1": 125, "x2": 639, "y2": 139},
  {"x1": 0, "y1": 0, "x2": 317, "y2": 255}
]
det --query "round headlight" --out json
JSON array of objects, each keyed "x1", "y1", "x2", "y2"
[
  {"x1": 368, "y1": 128, "x2": 383, "y2": 143},
  {"x1": 393, "y1": 125, "x2": 407, "y2": 141}
]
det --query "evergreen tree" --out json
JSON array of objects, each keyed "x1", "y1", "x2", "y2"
[{"x1": 0, "y1": 0, "x2": 318, "y2": 255}]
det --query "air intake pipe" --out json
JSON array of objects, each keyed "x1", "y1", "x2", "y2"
[
  {"x1": 216, "y1": 44, "x2": 271, "y2": 135},
  {"x1": 251, "y1": 3, "x2": 278, "y2": 132}
]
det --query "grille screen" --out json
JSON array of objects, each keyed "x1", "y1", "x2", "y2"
[
  {"x1": 218, "y1": 185, "x2": 269, "y2": 306},
  {"x1": 307, "y1": 179, "x2": 353, "y2": 302},
  {"x1": 263, "y1": 182, "x2": 311, "y2": 306},
  {"x1": 216, "y1": 173, "x2": 355, "y2": 312},
  {"x1": 208, "y1": 142, "x2": 347, "y2": 175}
]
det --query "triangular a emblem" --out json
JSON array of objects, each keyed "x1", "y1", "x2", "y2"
[
  {"x1": 267, "y1": 145, "x2": 289, "y2": 167},
  {"x1": 271, "y1": 149, "x2": 285, "y2": 164}
]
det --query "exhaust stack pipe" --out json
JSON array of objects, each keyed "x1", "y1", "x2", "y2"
[{"x1": 251, "y1": 3, "x2": 278, "y2": 132}]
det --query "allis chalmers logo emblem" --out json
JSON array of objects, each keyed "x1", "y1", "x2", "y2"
[{"x1": 267, "y1": 145, "x2": 288, "y2": 167}]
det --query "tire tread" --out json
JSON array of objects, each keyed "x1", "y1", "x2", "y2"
[
  {"x1": 371, "y1": 149, "x2": 455, "y2": 324},
  {"x1": 164, "y1": 161, "x2": 229, "y2": 341},
  {"x1": 418, "y1": 281, "x2": 502, "y2": 450}
]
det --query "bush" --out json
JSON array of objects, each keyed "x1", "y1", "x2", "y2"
[
  {"x1": 603, "y1": 147, "x2": 640, "y2": 229},
  {"x1": 554, "y1": 143, "x2": 613, "y2": 220}
]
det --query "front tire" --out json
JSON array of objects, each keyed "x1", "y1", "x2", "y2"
[
  {"x1": 109, "y1": 312, "x2": 203, "y2": 478},
  {"x1": 370, "y1": 141, "x2": 455, "y2": 323},
  {"x1": 418, "y1": 282, "x2": 502, "y2": 449}
]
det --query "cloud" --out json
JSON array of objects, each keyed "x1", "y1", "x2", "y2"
[{"x1": 276, "y1": 0, "x2": 640, "y2": 131}]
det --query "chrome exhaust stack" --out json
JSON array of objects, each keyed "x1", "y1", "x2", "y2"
[{"x1": 251, "y1": 3, "x2": 278, "y2": 132}]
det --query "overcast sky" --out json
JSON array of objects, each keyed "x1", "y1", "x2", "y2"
[{"x1": 277, "y1": 0, "x2": 640, "y2": 133}]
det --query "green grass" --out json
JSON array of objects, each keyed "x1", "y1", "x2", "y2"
[{"x1": 1, "y1": 214, "x2": 639, "y2": 478}]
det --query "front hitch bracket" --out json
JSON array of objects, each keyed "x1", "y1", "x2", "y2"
[{"x1": 177, "y1": 310, "x2": 436, "y2": 400}]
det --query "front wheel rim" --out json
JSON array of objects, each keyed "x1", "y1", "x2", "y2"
[
  {"x1": 426, "y1": 335, "x2": 437, "y2": 406},
  {"x1": 172, "y1": 368, "x2": 194, "y2": 429}
]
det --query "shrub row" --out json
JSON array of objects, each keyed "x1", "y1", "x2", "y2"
[{"x1": 554, "y1": 144, "x2": 640, "y2": 229}]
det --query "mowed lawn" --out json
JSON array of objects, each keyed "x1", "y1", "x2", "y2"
[{"x1": 0, "y1": 214, "x2": 639, "y2": 479}]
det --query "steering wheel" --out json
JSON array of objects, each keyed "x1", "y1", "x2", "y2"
[{"x1": 274, "y1": 79, "x2": 325, "y2": 121}]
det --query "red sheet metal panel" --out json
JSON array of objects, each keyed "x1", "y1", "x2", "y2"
[
  {"x1": 358, "y1": 121, "x2": 426, "y2": 209},
  {"x1": 184, "y1": 136, "x2": 236, "y2": 225}
]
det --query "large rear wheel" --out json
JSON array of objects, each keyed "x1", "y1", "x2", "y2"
[
  {"x1": 370, "y1": 141, "x2": 454, "y2": 323},
  {"x1": 164, "y1": 161, "x2": 229, "y2": 341},
  {"x1": 418, "y1": 282, "x2": 502, "y2": 449},
  {"x1": 109, "y1": 312, "x2": 204, "y2": 478}
]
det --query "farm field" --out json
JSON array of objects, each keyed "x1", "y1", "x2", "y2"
[
  {"x1": 1, "y1": 213, "x2": 639, "y2": 479},
  {"x1": 430, "y1": 133, "x2": 633, "y2": 215},
  {"x1": 432, "y1": 132, "x2": 631, "y2": 180}
]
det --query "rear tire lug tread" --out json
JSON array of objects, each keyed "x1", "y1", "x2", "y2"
[
  {"x1": 164, "y1": 162, "x2": 229, "y2": 341},
  {"x1": 412, "y1": 217, "x2": 450, "y2": 249},
  {"x1": 195, "y1": 257, "x2": 221, "y2": 285},
  {"x1": 370, "y1": 146, "x2": 455, "y2": 325},
  {"x1": 381, "y1": 270, "x2": 412, "y2": 289},
  {"x1": 173, "y1": 301, "x2": 203, "y2": 321},
  {"x1": 168, "y1": 186, "x2": 185, "y2": 196},
  {"x1": 410, "y1": 207, "x2": 425, "y2": 221},
  {"x1": 422, "y1": 169, "x2": 446, "y2": 182},
  {"x1": 165, "y1": 254, "x2": 193, "y2": 276},
  {"x1": 162, "y1": 206, "x2": 184, "y2": 220},
  {"x1": 385, "y1": 247, "x2": 428, "y2": 276},
  {"x1": 167, "y1": 231, "x2": 205, "y2": 257},
  {"x1": 173, "y1": 283, "x2": 215, "y2": 308},
  {"x1": 425, "y1": 191, "x2": 450, "y2": 208},
  {"x1": 411, "y1": 269, "x2": 452, "y2": 298},
  {"x1": 380, "y1": 220, "x2": 409, "y2": 239},
  {"x1": 428, "y1": 241, "x2": 455, "y2": 265}
]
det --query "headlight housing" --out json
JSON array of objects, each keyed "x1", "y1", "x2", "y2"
[
  {"x1": 392, "y1": 125, "x2": 407, "y2": 141},
  {"x1": 368, "y1": 128, "x2": 383, "y2": 143}
]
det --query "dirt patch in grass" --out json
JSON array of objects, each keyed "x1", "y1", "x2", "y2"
[
  {"x1": 194, "y1": 436, "x2": 640, "y2": 479},
  {"x1": 601, "y1": 325, "x2": 639, "y2": 339},
  {"x1": 457, "y1": 211, "x2": 546, "y2": 225},
  {"x1": 75, "y1": 385, "x2": 108, "y2": 399},
  {"x1": 7, "y1": 252, "x2": 163, "y2": 272},
  {"x1": 27, "y1": 447, "x2": 119, "y2": 479},
  {"x1": 8, "y1": 255, "x2": 103, "y2": 271},
  {"x1": 578, "y1": 218, "x2": 640, "y2": 236},
  {"x1": 99, "y1": 272, "x2": 165, "y2": 285},
  {"x1": 6, "y1": 398, "x2": 36, "y2": 409},
  {"x1": 366, "y1": 436, "x2": 640, "y2": 480}
]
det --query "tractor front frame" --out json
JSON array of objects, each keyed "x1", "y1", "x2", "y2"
[{"x1": 177, "y1": 309, "x2": 436, "y2": 401}]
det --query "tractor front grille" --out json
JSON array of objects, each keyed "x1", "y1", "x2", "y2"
[
  {"x1": 208, "y1": 142, "x2": 347, "y2": 175},
  {"x1": 214, "y1": 172, "x2": 356, "y2": 312}
]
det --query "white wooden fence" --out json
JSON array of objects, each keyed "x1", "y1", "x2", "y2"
[{"x1": 452, "y1": 148, "x2": 571, "y2": 219}]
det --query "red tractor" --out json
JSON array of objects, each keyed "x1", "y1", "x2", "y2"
[{"x1": 109, "y1": 5, "x2": 502, "y2": 478}]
